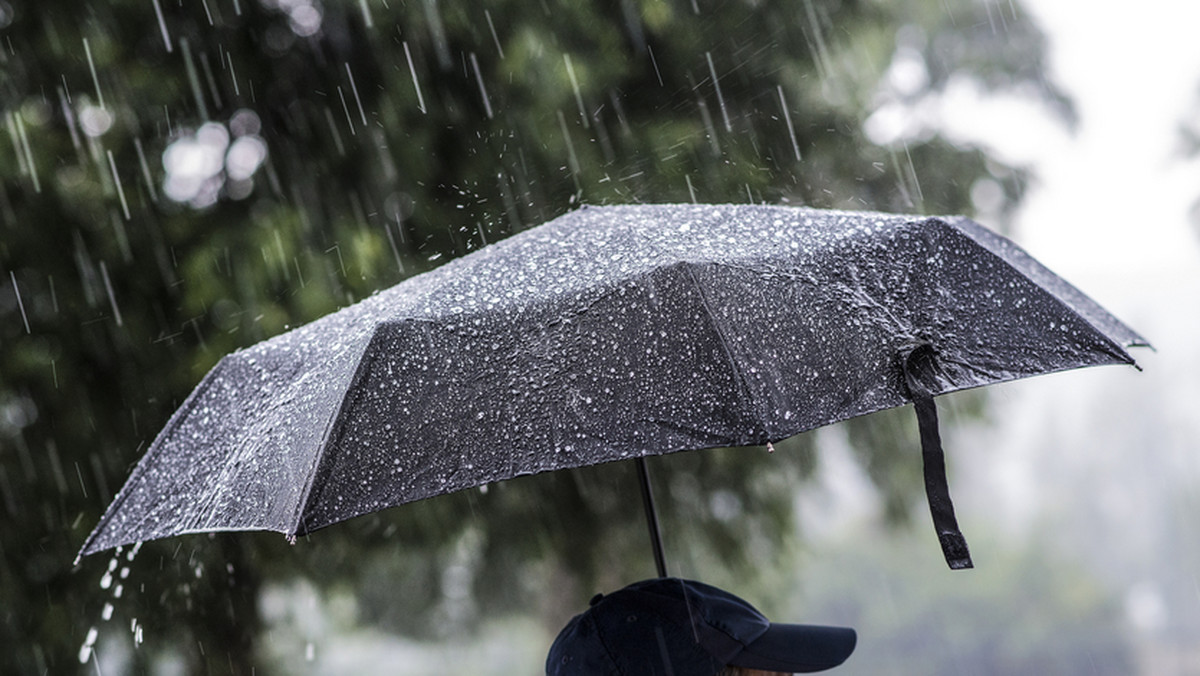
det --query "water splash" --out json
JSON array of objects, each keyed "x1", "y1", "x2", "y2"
[{"x1": 79, "y1": 543, "x2": 143, "y2": 664}]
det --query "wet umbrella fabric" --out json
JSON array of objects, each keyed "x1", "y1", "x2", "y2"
[{"x1": 78, "y1": 204, "x2": 1146, "y2": 567}]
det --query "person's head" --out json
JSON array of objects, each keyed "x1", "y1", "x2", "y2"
[{"x1": 545, "y1": 577, "x2": 856, "y2": 675}]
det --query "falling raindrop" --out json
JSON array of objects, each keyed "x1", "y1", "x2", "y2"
[
  {"x1": 403, "y1": 42, "x2": 427, "y2": 114},
  {"x1": 78, "y1": 627, "x2": 98, "y2": 664},
  {"x1": 647, "y1": 44, "x2": 664, "y2": 87},
  {"x1": 470, "y1": 52, "x2": 494, "y2": 119},
  {"x1": 133, "y1": 138, "x2": 159, "y2": 203},
  {"x1": 777, "y1": 85, "x2": 802, "y2": 162},
  {"x1": 423, "y1": 0, "x2": 452, "y2": 69},
  {"x1": 98, "y1": 261, "x2": 124, "y2": 327},
  {"x1": 564, "y1": 54, "x2": 589, "y2": 129},
  {"x1": 151, "y1": 0, "x2": 173, "y2": 52},
  {"x1": 82, "y1": 38, "x2": 105, "y2": 110},
  {"x1": 345, "y1": 63, "x2": 369, "y2": 126},
  {"x1": 705, "y1": 52, "x2": 732, "y2": 132},
  {"x1": 225, "y1": 52, "x2": 241, "y2": 97},
  {"x1": 8, "y1": 271, "x2": 30, "y2": 334},
  {"x1": 180, "y1": 38, "x2": 210, "y2": 120},
  {"x1": 697, "y1": 98, "x2": 720, "y2": 156},
  {"x1": 337, "y1": 86, "x2": 356, "y2": 136},
  {"x1": 106, "y1": 150, "x2": 131, "y2": 221},
  {"x1": 484, "y1": 10, "x2": 504, "y2": 59},
  {"x1": 556, "y1": 110, "x2": 582, "y2": 187},
  {"x1": 323, "y1": 107, "x2": 347, "y2": 156},
  {"x1": 11, "y1": 112, "x2": 40, "y2": 193}
]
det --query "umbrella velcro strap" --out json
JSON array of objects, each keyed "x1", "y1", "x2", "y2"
[{"x1": 902, "y1": 345, "x2": 974, "y2": 570}]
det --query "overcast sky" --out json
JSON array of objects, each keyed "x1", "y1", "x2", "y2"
[
  {"x1": 964, "y1": 0, "x2": 1200, "y2": 284},
  {"x1": 936, "y1": 1, "x2": 1200, "y2": 640}
]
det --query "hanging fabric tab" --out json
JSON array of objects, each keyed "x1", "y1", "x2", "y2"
[{"x1": 901, "y1": 343, "x2": 973, "y2": 570}]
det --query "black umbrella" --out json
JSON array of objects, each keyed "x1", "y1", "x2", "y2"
[{"x1": 78, "y1": 204, "x2": 1147, "y2": 571}]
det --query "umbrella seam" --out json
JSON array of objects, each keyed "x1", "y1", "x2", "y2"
[
  {"x1": 679, "y1": 262, "x2": 768, "y2": 442},
  {"x1": 288, "y1": 330, "x2": 384, "y2": 537}
]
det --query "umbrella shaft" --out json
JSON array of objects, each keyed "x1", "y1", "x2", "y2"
[{"x1": 636, "y1": 456, "x2": 669, "y2": 578}]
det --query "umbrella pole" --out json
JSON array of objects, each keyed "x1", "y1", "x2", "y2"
[{"x1": 636, "y1": 456, "x2": 669, "y2": 578}]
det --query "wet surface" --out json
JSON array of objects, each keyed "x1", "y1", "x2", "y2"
[{"x1": 80, "y1": 204, "x2": 1146, "y2": 558}]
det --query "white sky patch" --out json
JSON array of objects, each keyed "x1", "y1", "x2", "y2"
[
  {"x1": 885, "y1": 46, "x2": 929, "y2": 97},
  {"x1": 935, "y1": 76, "x2": 1070, "y2": 165},
  {"x1": 936, "y1": 0, "x2": 1200, "y2": 285},
  {"x1": 162, "y1": 114, "x2": 268, "y2": 207},
  {"x1": 162, "y1": 123, "x2": 228, "y2": 205},
  {"x1": 79, "y1": 104, "x2": 114, "y2": 138},
  {"x1": 226, "y1": 136, "x2": 268, "y2": 181},
  {"x1": 262, "y1": 0, "x2": 324, "y2": 37},
  {"x1": 927, "y1": 6, "x2": 1200, "y2": 640}
]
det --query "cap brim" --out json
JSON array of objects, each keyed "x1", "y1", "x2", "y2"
[{"x1": 728, "y1": 623, "x2": 857, "y2": 673}]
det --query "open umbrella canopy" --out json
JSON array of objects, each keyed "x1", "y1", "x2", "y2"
[{"x1": 78, "y1": 204, "x2": 1147, "y2": 563}]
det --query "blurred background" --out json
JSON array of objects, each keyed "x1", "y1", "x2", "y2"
[{"x1": 1, "y1": 0, "x2": 1197, "y2": 673}]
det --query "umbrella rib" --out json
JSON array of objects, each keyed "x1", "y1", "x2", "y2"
[
  {"x1": 943, "y1": 217, "x2": 1148, "y2": 357},
  {"x1": 287, "y1": 330, "x2": 384, "y2": 538},
  {"x1": 680, "y1": 262, "x2": 767, "y2": 442}
]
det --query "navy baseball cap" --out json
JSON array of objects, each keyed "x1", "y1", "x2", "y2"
[{"x1": 546, "y1": 577, "x2": 856, "y2": 675}]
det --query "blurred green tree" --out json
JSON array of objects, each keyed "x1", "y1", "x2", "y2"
[{"x1": 0, "y1": 0, "x2": 1066, "y2": 672}]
